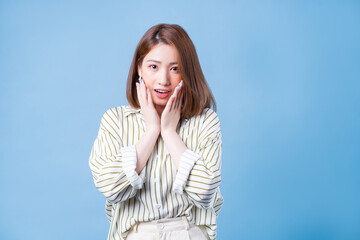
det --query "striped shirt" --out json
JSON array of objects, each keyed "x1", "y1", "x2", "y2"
[{"x1": 89, "y1": 105, "x2": 223, "y2": 240}]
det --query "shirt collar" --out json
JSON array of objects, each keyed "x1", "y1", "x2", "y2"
[
  {"x1": 123, "y1": 105, "x2": 190, "y2": 123},
  {"x1": 124, "y1": 105, "x2": 142, "y2": 118}
]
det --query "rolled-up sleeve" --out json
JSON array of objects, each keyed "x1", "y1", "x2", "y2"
[
  {"x1": 89, "y1": 109, "x2": 146, "y2": 203},
  {"x1": 172, "y1": 109, "x2": 222, "y2": 209}
]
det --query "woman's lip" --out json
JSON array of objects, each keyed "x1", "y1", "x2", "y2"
[{"x1": 154, "y1": 89, "x2": 171, "y2": 98}]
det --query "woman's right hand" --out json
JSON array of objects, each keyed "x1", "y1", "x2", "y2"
[{"x1": 136, "y1": 78, "x2": 161, "y2": 135}]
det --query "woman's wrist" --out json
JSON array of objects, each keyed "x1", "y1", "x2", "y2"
[
  {"x1": 146, "y1": 126, "x2": 160, "y2": 136},
  {"x1": 161, "y1": 128, "x2": 177, "y2": 140}
]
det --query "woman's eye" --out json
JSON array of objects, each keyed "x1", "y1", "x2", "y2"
[
  {"x1": 149, "y1": 65, "x2": 157, "y2": 69},
  {"x1": 171, "y1": 66, "x2": 179, "y2": 71}
]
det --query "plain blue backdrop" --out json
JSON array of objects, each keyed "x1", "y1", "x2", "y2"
[{"x1": 1, "y1": 1, "x2": 359, "y2": 239}]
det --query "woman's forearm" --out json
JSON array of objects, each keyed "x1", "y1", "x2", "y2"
[
  {"x1": 162, "y1": 130, "x2": 187, "y2": 169},
  {"x1": 135, "y1": 129, "x2": 159, "y2": 174}
]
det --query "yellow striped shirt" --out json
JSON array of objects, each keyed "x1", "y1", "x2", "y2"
[{"x1": 89, "y1": 105, "x2": 223, "y2": 240}]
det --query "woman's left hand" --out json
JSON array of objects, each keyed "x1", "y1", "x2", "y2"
[{"x1": 161, "y1": 80, "x2": 183, "y2": 136}]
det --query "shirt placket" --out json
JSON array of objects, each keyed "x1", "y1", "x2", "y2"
[{"x1": 153, "y1": 139, "x2": 164, "y2": 218}]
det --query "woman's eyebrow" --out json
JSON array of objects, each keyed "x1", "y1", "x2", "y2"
[
  {"x1": 147, "y1": 59, "x2": 178, "y2": 65},
  {"x1": 147, "y1": 59, "x2": 161, "y2": 63}
]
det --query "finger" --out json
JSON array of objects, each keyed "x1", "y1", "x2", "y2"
[
  {"x1": 147, "y1": 88, "x2": 154, "y2": 107},
  {"x1": 174, "y1": 81, "x2": 183, "y2": 110},
  {"x1": 164, "y1": 92, "x2": 176, "y2": 113},
  {"x1": 140, "y1": 80, "x2": 148, "y2": 104},
  {"x1": 172, "y1": 90, "x2": 180, "y2": 111},
  {"x1": 170, "y1": 90, "x2": 179, "y2": 111},
  {"x1": 136, "y1": 82, "x2": 145, "y2": 107},
  {"x1": 175, "y1": 87, "x2": 183, "y2": 110},
  {"x1": 172, "y1": 80, "x2": 183, "y2": 111}
]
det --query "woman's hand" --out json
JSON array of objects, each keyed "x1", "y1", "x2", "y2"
[
  {"x1": 136, "y1": 78, "x2": 161, "y2": 135},
  {"x1": 161, "y1": 80, "x2": 183, "y2": 137},
  {"x1": 160, "y1": 80, "x2": 186, "y2": 169}
]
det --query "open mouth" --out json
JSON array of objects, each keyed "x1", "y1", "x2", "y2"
[
  {"x1": 155, "y1": 89, "x2": 170, "y2": 94},
  {"x1": 154, "y1": 89, "x2": 171, "y2": 98}
]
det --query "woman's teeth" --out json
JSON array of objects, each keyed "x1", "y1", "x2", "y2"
[{"x1": 155, "y1": 90, "x2": 170, "y2": 93}]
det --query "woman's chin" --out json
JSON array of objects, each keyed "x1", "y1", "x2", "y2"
[{"x1": 153, "y1": 96, "x2": 170, "y2": 105}]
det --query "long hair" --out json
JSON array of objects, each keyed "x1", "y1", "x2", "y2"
[{"x1": 126, "y1": 23, "x2": 216, "y2": 119}]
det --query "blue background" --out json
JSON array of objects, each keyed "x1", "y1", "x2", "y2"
[{"x1": 1, "y1": 1, "x2": 359, "y2": 239}]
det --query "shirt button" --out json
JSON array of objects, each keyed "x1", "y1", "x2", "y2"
[
  {"x1": 158, "y1": 223, "x2": 164, "y2": 229},
  {"x1": 155, "y1": 204, "x2": 161, "y2": 209}
]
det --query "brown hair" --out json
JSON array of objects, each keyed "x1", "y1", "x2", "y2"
[{"x1": 126, "y1": 23, "x2": 216, "y2": 119}]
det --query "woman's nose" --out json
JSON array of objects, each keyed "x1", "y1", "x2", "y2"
[{"x1": 157, "y1": 70, "x2": 170, "y2": 86}]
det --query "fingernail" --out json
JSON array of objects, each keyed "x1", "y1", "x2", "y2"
[{"x1": 147, "y1": 89, "x2": 149, "y2": 95}]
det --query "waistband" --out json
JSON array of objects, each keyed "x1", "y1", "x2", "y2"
[{"x1": 133, "y1": 216, "x2": 191, "y2": 233}]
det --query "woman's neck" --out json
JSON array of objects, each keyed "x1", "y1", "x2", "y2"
[{"x1": 155, "y1": 105, "x2": 164, "y2": 117}]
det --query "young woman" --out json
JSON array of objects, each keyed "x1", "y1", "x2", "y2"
[{"x1": 89, "y1": 23, "x2": 223, "y2": 240}]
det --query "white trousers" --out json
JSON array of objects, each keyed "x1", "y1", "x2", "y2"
[{"x1": 126, "y1": 216, "x2": 209, "y2": 240}]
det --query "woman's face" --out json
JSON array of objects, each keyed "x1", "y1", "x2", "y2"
[{"x1": 138, "y1": 43, "x2": 182, "y2": 111}]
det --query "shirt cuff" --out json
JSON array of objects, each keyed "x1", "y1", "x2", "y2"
[
  {"x1": 172, "y1": 149, "x2": 201, "y2": 194},
  {"x1": 121, "y1": 145, "x2": 145, "y2": 190}
]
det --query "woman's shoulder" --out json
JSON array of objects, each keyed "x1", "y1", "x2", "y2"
[
  {"x1": 186, "y1": 108, "x2": 221, "y2": 142},
  {"x1": 198, "y1": 108, "x2": 220, "y2": 123},
  {"x1": 100, "y1": 105, "x2": 136, "y2": 124},
  {"x1": 184, "y1": 107, "x2": 221, "y2": 130},
  {"x1": 200, "y1": 107, "x2": 217, "y2": 116}
]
